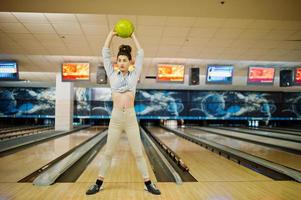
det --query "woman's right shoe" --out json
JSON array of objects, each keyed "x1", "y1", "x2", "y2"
[
  {"x1": 86, "y1": 184, "x2": 103, "y2": 195},
  {"x1": 144, "y1": 183, "x2": 161, "y2": 195}
]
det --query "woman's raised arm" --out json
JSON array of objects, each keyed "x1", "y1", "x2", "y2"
[
  {"x1": 102, "y1": 30, "x2": 117, "y2": 77},
  {"x1": 131, "y1": 32, "x2": 144, "y2": 78},
  {"x1": 104, "y1": 30, "x2": 117, "y2": 48},
  {"x1": 131, "y1": 32, "x2": 142, "y2": 50}
]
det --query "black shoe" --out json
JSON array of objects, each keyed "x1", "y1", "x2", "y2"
[
  {"x1": 86, "y1": 184, "x2": 103, "y2": 195},
  {"x1": 144, "y1": 183, "x2": 161, "y2": 195}
]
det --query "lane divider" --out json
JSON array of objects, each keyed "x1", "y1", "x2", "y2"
[{"x1": 140, "y1": 127, "x2": 183, "y2": 185}]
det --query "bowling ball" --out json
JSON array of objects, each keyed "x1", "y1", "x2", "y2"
[{"x1": 114, "y1": 19, "x2": 135, "y2": 38}]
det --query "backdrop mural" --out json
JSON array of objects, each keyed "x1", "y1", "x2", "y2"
[
  {"x1": 0, "y1": 87, "x2": 300, "y2": 120},
  {"x1": 0, "y1": 87, "x2": 55, "y2": 117}
]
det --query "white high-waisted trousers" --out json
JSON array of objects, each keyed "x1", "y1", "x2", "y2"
[{"x1": 99, "y1": 107, "x2": 149, "y2": 179}]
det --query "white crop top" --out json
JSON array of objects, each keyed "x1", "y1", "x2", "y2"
[{"x1": 102, "y1": 47, "x2": 144, "y2": 94}]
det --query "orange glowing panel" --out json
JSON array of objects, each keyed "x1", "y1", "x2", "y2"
[
  {"x1": 62, "y1": 63, "x2": 90, "y2": 81},
  {"x1": 295, "y1": 68, "x2": 301, "y2": 84},
  {"x1": 157, "y1": 64, "x2": 185, "y2": 82},
  {"x1": 248, "y1": 67, "x2": 275, "y2": 84}
]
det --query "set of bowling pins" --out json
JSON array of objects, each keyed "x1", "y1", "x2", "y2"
[
  {"x1": 248, "y1": 120, "x2": 259, "y2": 127},
  {"x1": 163, "y1": 120, "x2": 177, "y2": 128}
]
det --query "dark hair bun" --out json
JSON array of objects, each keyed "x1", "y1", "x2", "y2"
[
  {"x1": 117, "y1": 44, "x2": 132, "y2": 60},
  {"x1": 119, "y1": 45, "x2": 132, "y2": 54}
]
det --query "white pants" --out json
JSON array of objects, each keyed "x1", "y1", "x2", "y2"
[{"x1": 99, "y1": 107, "x2": 150, "y2": 179}]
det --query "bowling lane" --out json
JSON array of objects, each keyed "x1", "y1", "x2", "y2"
[
  {"x1": 250, "y1": 127, "x2": 301, "y2": 136},
  {"x1": 219, "y1": 127, "x2": 301, "y2": 142},
  {"x1": 148, "y1": 126, "x2": 270, "y2": 182},
  {"x1": 196, "y1": 127, "x2": 301, "y2": 151},
  {"x1": 268, "y1": 127, "x2": 301, "y2": 132},
  {"x1": 0, "y1": 126, "x2": 105, "y2": 182},
  {"x1": 77, "y1": 131, "x2": 156, "y2": 183},
  {"x1": 182, "y1": 127, "x2": 301, "y2": 171}
]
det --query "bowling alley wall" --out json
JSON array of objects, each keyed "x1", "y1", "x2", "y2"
[{"x1": 0, "y1": 87, "x2": 300, "y2": 120}]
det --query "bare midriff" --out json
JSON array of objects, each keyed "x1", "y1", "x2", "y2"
[{"x1": 112, "y1": 91, "x2": 135, "y2": 109}]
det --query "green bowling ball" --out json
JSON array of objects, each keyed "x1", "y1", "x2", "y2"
[{"x1": 114, "y1": 19, "x2": 135, "y2": 38}]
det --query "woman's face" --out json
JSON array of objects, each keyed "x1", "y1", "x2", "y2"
[{"x1": 117, "y1": 55, "x2": 130, "y2": 72}]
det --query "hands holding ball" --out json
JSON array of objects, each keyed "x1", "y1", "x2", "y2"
[
  {"x1": 106, "y1": 19, "x2": 141, "y2": 50},
  {"x1": 112, "y1": 19, "x2": 135, "y2": 38}
]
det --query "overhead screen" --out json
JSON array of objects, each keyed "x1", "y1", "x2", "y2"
[
  {"x1": 62, "y1": 63, "x2": 90, "y2": 81},
  {"x1": 247, "y1": 66, "x2": 275, "y2": 84},
  {"x1": 0, "y1": 61, "x2": 19, "y2": 81},
  {"x1": 206, "y1": 65, "x2": 234, "y2": 84},
  {"x1": 157, "y1": 64, "x2": 185, "y2": 82}
]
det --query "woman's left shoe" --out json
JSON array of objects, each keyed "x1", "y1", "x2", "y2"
[
  {"x1": 86, "y1": 184, "x2": 103, "y2": 195},
  {"x1": 144, "y1": 183, "x2": 161, "y2": 195}
]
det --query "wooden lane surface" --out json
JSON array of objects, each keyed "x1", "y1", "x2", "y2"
[
  {"x1": 198, "y1": 127, "x2": 301, "y2": 151},
  {"x1": 258, "y1": 127, "x2": 301, "y2": 134},
  {"x1": 0, "y1": 126, "x2": 104, "y2": 182},
  {"x1": 1, "y1": 181, "x2": 300, "y2": 200},
  {"x1": 223, "y1": 127, "x2": 301, "y2": 139},
  {"x1": 77, "y1": 132, "x2": 156, "y2": 183},
  {"x1": 0, "y1": 127, "x2": 53, "y2": 140},
  {"x1": 148, "y1": 126, "x2": 270, "y2": 182},
  {"x1": 184, "y1": 127, "x2": 301, "y2": 171},
  {"x1": 0, "y1": 126, "x2": 33, "y2": 134}
]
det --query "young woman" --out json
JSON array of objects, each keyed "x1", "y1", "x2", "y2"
[{"x1": 86, "y1": 30, "x2": 161, "y2": 195}]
